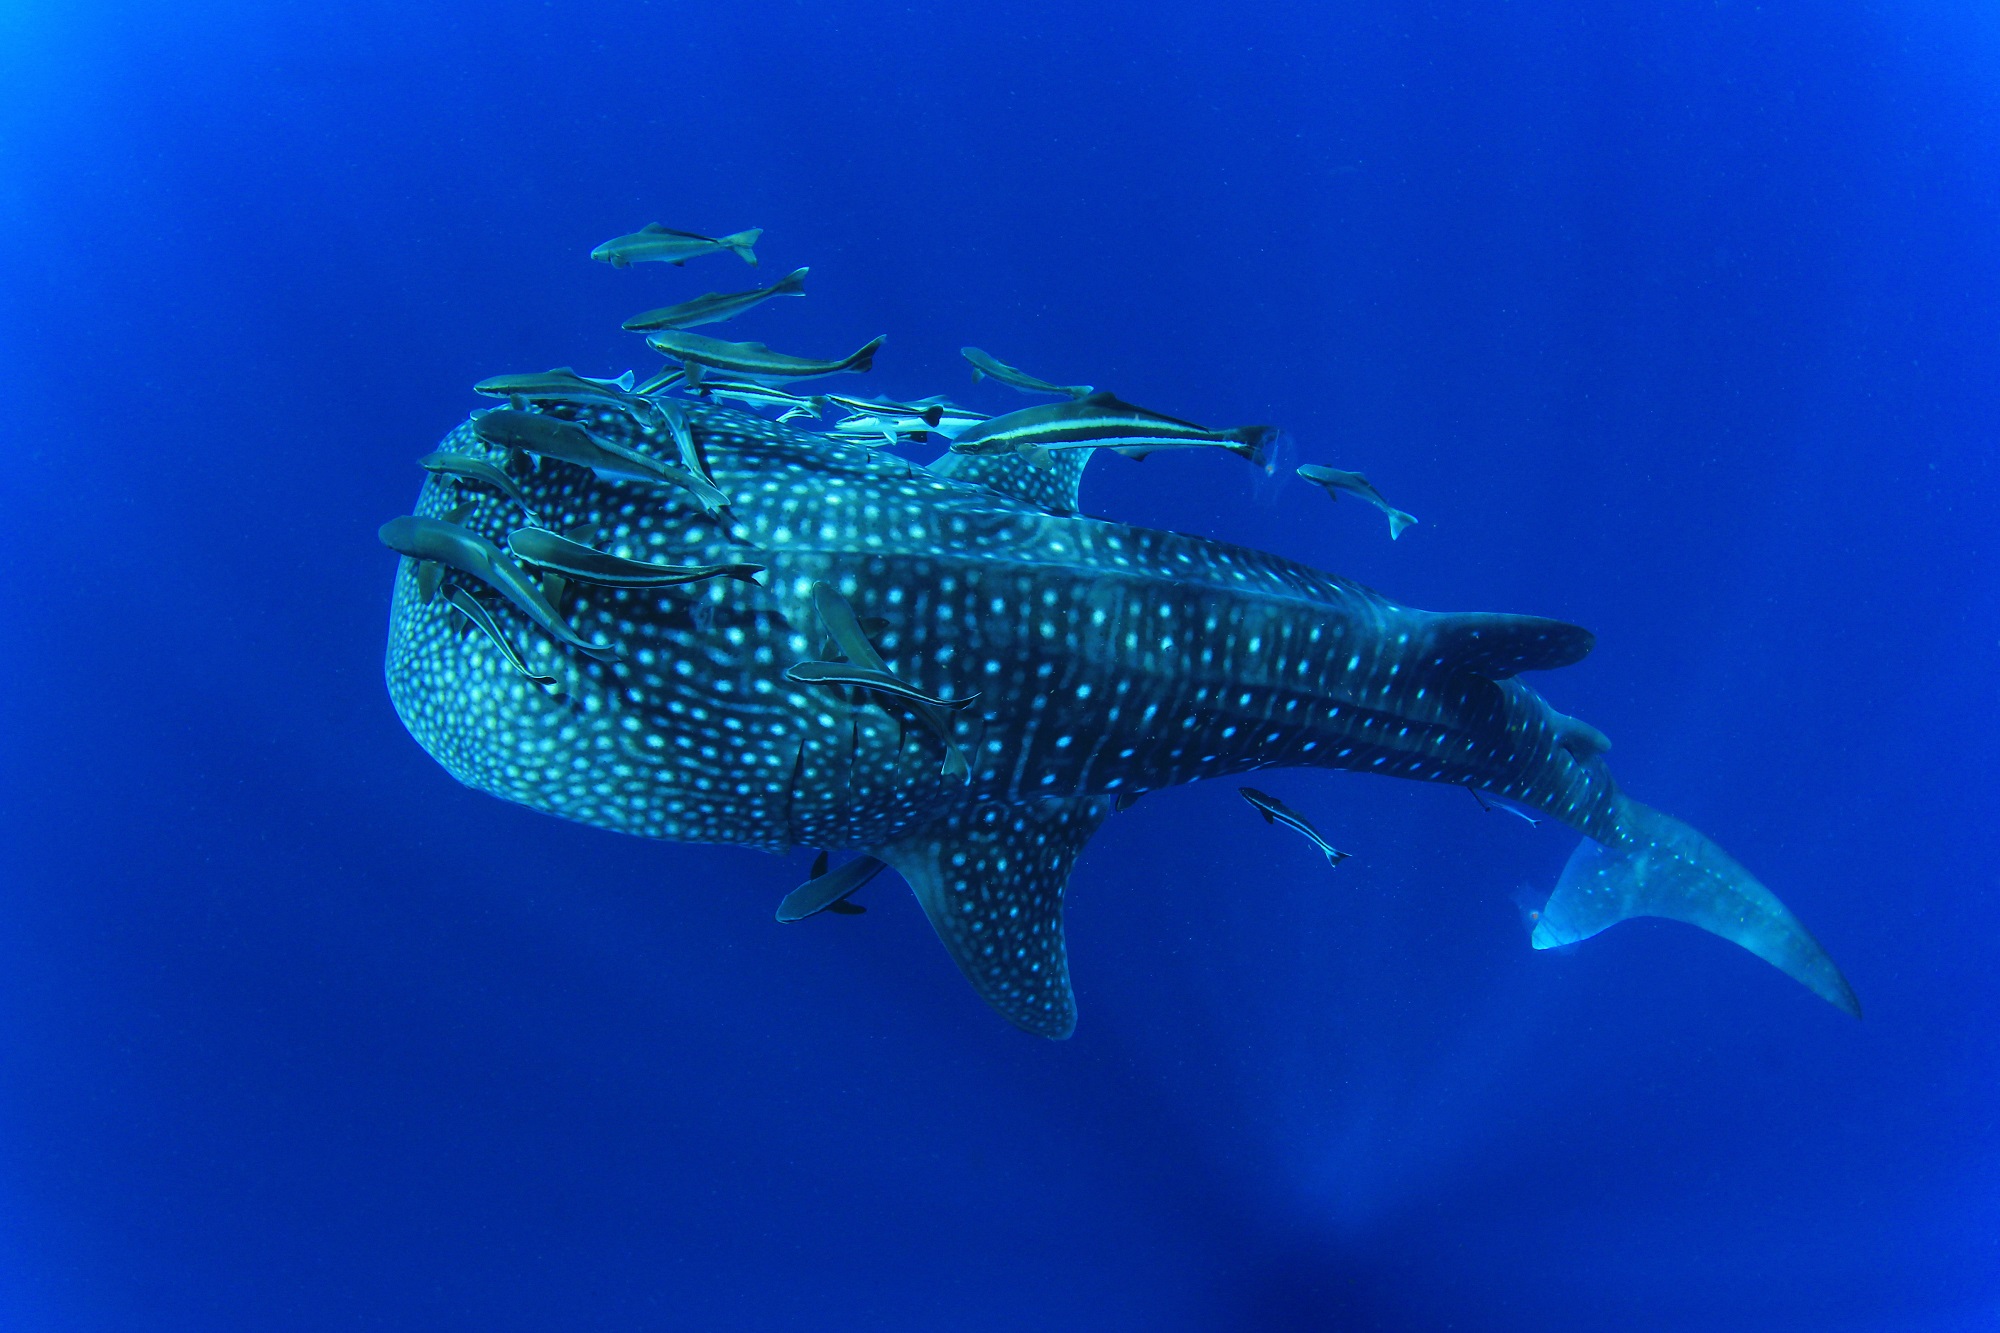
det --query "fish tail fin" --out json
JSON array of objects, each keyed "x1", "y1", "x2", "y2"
[
  {"x1": 1533, "y1": 793, "x2": 1859, "y2": 1016},
  {"x1": 772, "y1": 265, "x2": 809, "y2": 295},
  {"x1": 724, "y1": 229, "x2": 762, "y2": 264},
  {"x1": 1386, "y1": 507, "x2": 1419, "y2": 539},
  {"x1": 848, "y1": 335, "x2": 888, "y2": 373},
  {"x1": 1229, "y1": 425, "x2": 1282, "y2": 470}
]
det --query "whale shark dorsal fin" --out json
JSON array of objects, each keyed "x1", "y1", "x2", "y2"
[
  {"x1": 875, "y1": 795, "x2": 1116, "y2": 1038},
  {"x1": 927, "y1": 446, "x2": 1094, "y2": 516},
  {"x1": 1422, "y1": 612, "x2": 1596, "y2": 679}
]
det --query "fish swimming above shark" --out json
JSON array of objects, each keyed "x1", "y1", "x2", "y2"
[
  {"x1": 1298, "y1": 463, "x2": 1420, "y2": 539},
  {"x1": 950, "y1": 392, "x2": 1278, "y2": 469},
  {"x1": 648, "y1": 330, "x2": 886, "y2": 388},
  {"x1": 621, "y1": 266, "x2": 809, "y2": 331},
  {"x1": 473, "y1": 367, "x2": 662, "y2": 426},
  {"x1": 591, "y1": 223, "x2": 762, "y2": 268},
  {"x1": 379, "y1": 239, "x2": 1859, "y2": 1039},
  {"x1": 961, "y1": 346, "x2": 1094, "y2": 398}
]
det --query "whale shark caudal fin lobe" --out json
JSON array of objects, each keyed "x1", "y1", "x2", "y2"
[
  {"x1": 1533, "y1": 794, "x2": 1860, "y2": 1017},
  {"x1": 875, "y1": 795, "x2": 1116, "y2": 1039}
]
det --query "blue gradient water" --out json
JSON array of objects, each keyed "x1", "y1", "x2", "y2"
[{"x1": 3, "y1": 3, "x2": 1997, "y2": 1329}]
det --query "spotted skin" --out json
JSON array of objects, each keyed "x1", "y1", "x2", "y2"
[{"x1": 386, "y1": 401, "x2": 1855, "y2": 1035}]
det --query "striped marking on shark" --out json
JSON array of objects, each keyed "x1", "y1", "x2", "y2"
[{"x1": 382, "y1": 400, "x2": 1858, "y2": 1037}]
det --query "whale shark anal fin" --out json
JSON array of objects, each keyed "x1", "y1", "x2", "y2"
[
  {"x1": 1533, "y1": 795, "x2": 1860, "y2": 1016},
  {"x1": 874, "y1": 795, "x2": 1115, "y2": 1038},
  {"x1": 928, "y1": 447, "x2": 1094, "y2": 516}
]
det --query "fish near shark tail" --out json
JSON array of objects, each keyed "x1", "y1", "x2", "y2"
[{"x1": 1532, "y1": 792, "x2": 1860, "y2": 1017}]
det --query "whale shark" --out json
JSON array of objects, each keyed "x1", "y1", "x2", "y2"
[{"x1": 382, "y1": 397, "x2": 1858, "y2": 1037}]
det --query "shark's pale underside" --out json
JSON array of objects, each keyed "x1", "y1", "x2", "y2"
[{"x1": 383, "y1": 401, "x2": 1857, "y2": 1037}]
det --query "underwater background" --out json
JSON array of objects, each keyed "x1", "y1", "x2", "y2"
[{"x1": 3, "y1": 1, "x2": 1998, "y2": 1329}]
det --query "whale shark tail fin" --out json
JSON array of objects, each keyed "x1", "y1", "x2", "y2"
[{"x1": 1532, "y1": 795, "x2": 1860, "y2": 1017}]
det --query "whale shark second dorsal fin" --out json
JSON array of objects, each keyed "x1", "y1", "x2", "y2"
[
  {"x1": 927, "y1": 445, "x2": 1095, "y2": 516},
  {"x1": 1421, "y1": 612, "x2": 1596, "y2": 679},
  {"x1": 874, "y1": 794, "x2": 1116, "y2": 1038}
]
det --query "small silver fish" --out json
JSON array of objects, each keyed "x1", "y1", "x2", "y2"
[
  {"x1": 591, "y1": 223, "x2": 761, "y2": 269},
  {"x1": 505, "y1": 527, "x2": 765, "y2": 589},
  {"x1": 622, "y1": 267, "x2": 808, "y2": 331},
  {"x1": 648, "y1": 331, "x2": 885, "y2": 386},
  {"x1": 1239, "y1": 787, "x2": 1350, "y2": 868},
  {"x1": 1297, "y1": 464, "x2": 1419, "y2": 539},
  {"x1": 960, "y1": 347, "x2": 1093, "y2": 398},
  {"x1": 378, "y1": 515, "x2": 617, "y2": 660}
]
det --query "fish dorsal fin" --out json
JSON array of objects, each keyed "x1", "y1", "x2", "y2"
[
  {"x1": 928, "y1": 447, "x2": 1094, "y2": 516},
  {"x1": 875, "y1": 795, "x2": 1115, "y2": 1038},
  {"x1": 639, "y1": 223, "x2": 671, "y2": 234},
  {"x1": 1420, "y1": 612, "x2": 1595, "y2": 679}
]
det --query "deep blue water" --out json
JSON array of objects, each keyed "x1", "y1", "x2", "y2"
[{"x1": 4, "y1": 2, "x2": 1998, "y2": 1328}]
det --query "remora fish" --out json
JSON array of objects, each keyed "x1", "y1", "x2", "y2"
[
  {"x1": 385, "y1": 389, "x2": 1858, "y2": 1039},
  {"x1": 442, "y1": 586, "x2": 559, "y2": 687},
  {"x1": 950, "y1": 392, "x2": 1278, "y2": 468},
  {"x1": 1239, "y1": 787, "x2": 1350, "y2": 868},
  {"x1": 591, "y1": 223, "x2": 761, "y2": 268},
  {"x1": 786, "y1": 660, "x2": 979, "y2": 711},
  {"x1": 472, "y1": 366, "x2": 661, "y2": 425},
  {"x1": 648, "y1": 330, "x2": 886, "y2": 386},
  {"x1": 778, "y1": 851, "x2": 886, "y2": 922},
  {"x1": 622, "y1": 267, "x2": 809, "y2": 331},
  {"x1": 1297, "y1": 464, "x2": 1419, "y2": 539},
  {"x1": 807, "y1": 581, "x2": 971, "y2": 781},
  {"x1": 697, "y1": 380, "x2": 827, "y2": 421},
  {"x1": 379, "y1": 515, "x2": 617, "y2": 660},
  {"x1": 961, "y1": 346, "x2": 1093, "y2": 398},
  {"x1": 471, "y1": 409, "x2": 729, "y2": 513},
  {"x1": 821, "y1": 394, "x2": 945, "y2": 427},
  {"x1": 418, "y1": 451, "x2": 540, "y2": 522},
  {"x1": 506, "y1": 527, "x2": 765, "y2": 589}
]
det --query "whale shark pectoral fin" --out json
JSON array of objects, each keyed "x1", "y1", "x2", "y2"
[
  {"x1": 876, "y1": 795, "x2": 1116, "y2": 1039},
  {"x1": 1423, "y1": 612, "x2": 1595, "y2": 678},
  {"x1": 777, "y1": 854, "x2": 887, "y2": 922},
  {"x1": 1532, "y1": 797, "x2": 1860, "y2": 1017}
]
